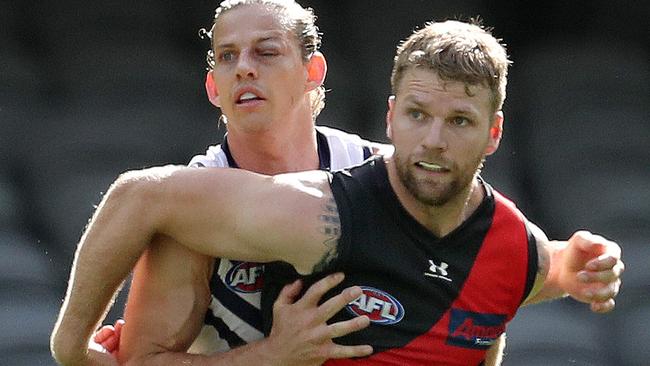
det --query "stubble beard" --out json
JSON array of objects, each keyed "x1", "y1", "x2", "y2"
[{"x1": 394, "y1": 151, "x2": 485, "y2": 207}]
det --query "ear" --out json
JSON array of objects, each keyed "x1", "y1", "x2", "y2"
[
  {"x1": 485, "y1": 111, "x2": 504, "y2": 156},
  {"x1": 205, "y1": 71, "x2": 220, "y2": 107},
  {"x1": 305, "y1": 51, "x2": 327, "y2": 91},
  {"x1": 385, "y1": 95, "x2": 396, "y2": 140}
]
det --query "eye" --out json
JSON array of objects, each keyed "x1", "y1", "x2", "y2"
[
  {"x1": 408, "y1": 109, "x2": 426, "y2": 122},
  {"x1": 218, "y1": 50, "x2": 235, "y2": 62},
  {"x1": 450, "y1": 116, "x2": 470, "y2": 126},
  {"x1": 259, "y1": 48, "x2": 279, "y2": 57}
]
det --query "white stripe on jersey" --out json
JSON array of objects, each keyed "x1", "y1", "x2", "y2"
[
  {"x1": 316, "y1": 126, "x2": 370, "y2": 170},
  {"x1": 189, "y1": 296, "x2": 264, "y2": 355},
  {"x1": 187, "y1": 126, "x2": 375, "y2": 351}
]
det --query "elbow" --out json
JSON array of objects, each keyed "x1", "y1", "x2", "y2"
[
  {"x1": 109, "y1": 165, "x2": 183, "y2": 214},
  {"x1": 50, "y1": 329, "x2": 80, "y2": 366},
  {"x1": 103, "y1": 168, "x2": 168, "y2": 226}
]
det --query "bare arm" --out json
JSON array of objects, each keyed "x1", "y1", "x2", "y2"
[
  {"x1": 522, "y1": 225, "x2": 623, "y2": 312},
  {"x1": 118, "y1": 235, "x2": 371, "y2": 366},
  {"x1": 117, "y1": 235, "x2": 214, "y2": 365},
  {"x1": 483, "y1": 333, "x2": 506, "y2": 366},
  {"x1": 51, "y1": 166, "x2": 336, "y2": 365}
]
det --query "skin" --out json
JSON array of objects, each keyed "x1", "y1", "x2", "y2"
[
  {"x1": 50, "y1": 59, "x2": 623, "y2": 365},
  {"x1": 54, "y1": 4, "x2": 373, "y2": 366},
  {"x1": 115, "y1": 5, "x2": 373, "y2": 366},
  {"x1": 208, "y1": 5, "x2": 325, "y2": 174}
]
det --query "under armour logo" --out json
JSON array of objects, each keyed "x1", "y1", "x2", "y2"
[{"x1": 425, "y1": 260, "x2": 452, "y2": 282}]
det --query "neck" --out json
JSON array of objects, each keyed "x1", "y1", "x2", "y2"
[
  {"x1": 225, "y1": 125, "x2": 320, "y2": 175},
  {"x1": 384, "y1": 157, "x2": 484, "y2": 238}
]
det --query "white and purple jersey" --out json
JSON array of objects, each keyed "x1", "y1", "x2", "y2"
[{"x1": 186, "y1": 126, "x2": 374, "y2": 354}]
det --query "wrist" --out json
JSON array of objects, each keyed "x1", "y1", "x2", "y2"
[{"x1": 257, "y1": 337, "x2": 284, "y2": 366}]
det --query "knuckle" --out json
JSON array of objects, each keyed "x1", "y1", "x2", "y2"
[{"x1": 573, "y1": 230, "x2": 590, "y2": 240}]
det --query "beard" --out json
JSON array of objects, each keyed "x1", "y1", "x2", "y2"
[{"x1": 394, "y1": 151, "x2": 484, "y2": 207}]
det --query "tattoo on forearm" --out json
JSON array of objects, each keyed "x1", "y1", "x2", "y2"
[{"x1": 312, "y1": 197, "x2": 340, "y2": 273}]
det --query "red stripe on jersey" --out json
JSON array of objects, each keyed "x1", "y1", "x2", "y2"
[{"x1": 325, "y1": 191, "x2": 531, "y2": 365}]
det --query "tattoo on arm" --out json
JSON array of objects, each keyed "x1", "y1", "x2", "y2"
[{"x1": 312, "y1": 197, "x2": 341, "y2": 273}]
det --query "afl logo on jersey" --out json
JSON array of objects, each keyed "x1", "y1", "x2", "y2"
[
  {"x1": 346, "y1": 286, "x2": 405, "y2": 325},
  {"x1": 225, "y1": 262, "x2": 264, "y2": 293}
]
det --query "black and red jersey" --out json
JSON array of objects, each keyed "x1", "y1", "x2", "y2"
[{"x1": 263, "y1": 156, "x2": 537, "y2": 365}]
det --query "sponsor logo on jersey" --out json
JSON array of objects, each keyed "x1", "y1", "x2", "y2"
[
  {"x1": 447, "y1": 309, "x2": 506, "y2": 349},
  {"x1": 346, "y1": 286, "x2": 405, "y2": 325},
  {"x1": 225, "y1": 261, "x2": 265, "y2": 293},
  {"x1": 425, "y1": 259, "x2": 452, "y2": 282}
]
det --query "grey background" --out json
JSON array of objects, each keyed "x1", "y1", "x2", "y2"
[{"x1": 1, "y1": 0, "x2": 648, "y2": 364}]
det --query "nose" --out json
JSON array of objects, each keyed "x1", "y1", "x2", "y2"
[
  {"x1": 421, "y1": 119, "x2": 448, "y2": 151},
  {"x1": 236, "y1": 50, "x2": 258, "y2": 79}
]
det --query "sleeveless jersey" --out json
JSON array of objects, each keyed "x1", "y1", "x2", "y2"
[
  {"x1": 186, "y1": 126, "x2": 374, "y2": 354},
  {"x1": 262, "y1": 157, "x2": 537, "y2": 365}
]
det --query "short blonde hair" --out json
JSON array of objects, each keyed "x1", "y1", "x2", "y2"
[{"x1": 391, "y1": 20, "x2": 511, "y2": 113}]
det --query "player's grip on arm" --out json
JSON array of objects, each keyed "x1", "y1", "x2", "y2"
[{"x1": 268, "y1": 272, "x2": 372, "y2": 365}]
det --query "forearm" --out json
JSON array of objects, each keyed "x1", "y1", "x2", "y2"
[
  {"x1": 52, "y1": 176, "x2": 161, "y2": 364},
  {"x1": 120, "y1": 240, "x2": 285, "y2": 366},
  {"x1": 136, "y1": 339, "x2": 282, "y2": 366},
  {"x1": 524, "y1": 240, "x2": 569, "y2": 305}
]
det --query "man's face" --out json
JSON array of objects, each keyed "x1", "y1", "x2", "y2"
[
  {"x1": 210, "y1": 5, "x2": 310, "y2": 132},
  {"x1": 387, "y1": 67, "x2": 501, "y2": 206}
]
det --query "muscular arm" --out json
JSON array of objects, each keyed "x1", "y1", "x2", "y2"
[
  {"x1": 119, "y1": 235, "x2": 302, "y2": 366},
  {"x1": 522, "y1": 224, "x2": 622, "y2": 312},
  {"x1": 118, "y1": 234, "x2": 215, "y2": 365},
  {"x1": 51, "y1": 166, "x2": 336, "y2": 365}
]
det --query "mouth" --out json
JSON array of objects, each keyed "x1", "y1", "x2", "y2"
[
  {"x1": 415, "y1": 161, "x2": 450, "y2": 173},
  {"x1": 235, "y1": 90, "x2": 266, "y2": 105}
]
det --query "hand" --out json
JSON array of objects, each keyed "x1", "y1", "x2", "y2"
[
  {"x1": 92, "y1": 319, "x2": 124, "y2": 354},
  {"x1": 557, "y1": 231, "x2": 624, "y2": 313},
  {"x1": 266, "y1": 272, "x2": 373, "y2": 366}
]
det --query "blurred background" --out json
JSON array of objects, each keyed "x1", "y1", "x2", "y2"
[{"x1": 1, "y1": 0, "x2": 648, "y2": 364}]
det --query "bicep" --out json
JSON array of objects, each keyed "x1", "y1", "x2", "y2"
[
  {"x1": 118, "y1": 234, "x2": 213, "y2": 363},
  {"x1": 156, "y1": 168, "x2": 333, "y2": 273}
]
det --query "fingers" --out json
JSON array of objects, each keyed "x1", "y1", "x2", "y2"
[
  {"x1": 114, "y1": 319, "x2": 125, "y2": 338},
  {"x1": 585, "y1": 254, "x2": 623, "y2": 271},
  {"x1": 326, "y1": 343, "x2": 373, "y2": 359},
  {"x1": 317, "y1": 286, "x2": 362, "y2": 323},
  {"x1": 582, "y1": 281, "x2": 620, "y2": 303},
  {"x1": 274, "y1": 279, "x2": 303, "y2": 306},
  {"x1": 101, "y1": 333, "x2": 120, "y2": 354},
  {"x1": 327, "y1": 315, "x2": 370, "y2": 339},
  {"x1": 578, "y1": 267, "x2": 623, "y2": 284},
  {"x1": 299, "y1": 272, "x2": 346, "y2": 307},
  {"x1": 93, "y1": 325, "x2": 115, "y2": 343},
  {"x1": 92, "y1": 321, "x2": 124, "y2": 354},
  {"x1": 571, "y1": 231, "x2": 620, "y2": 257},
  {"x1": 578, "y1": 252, "x2": 624, "y2": 286},
  {"x1": 590, "y1": 299, "x2": 615, "y2": 313}
]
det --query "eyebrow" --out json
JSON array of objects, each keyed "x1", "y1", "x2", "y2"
[
  {"x1": 450, "y1": 108, "x2": 478, "y2": 116},
  {"x1": 402, "y1": 95, "x2": 426, "y2": 108},
  {"x1": 402, "y1": 95, "x2": 480, "y2": 117},
  {"x1": 214, "y1": 32, "x2": 285, "y2": 49}
]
